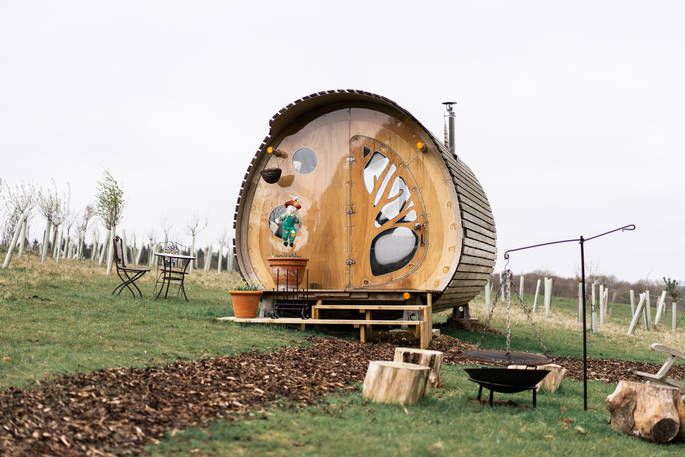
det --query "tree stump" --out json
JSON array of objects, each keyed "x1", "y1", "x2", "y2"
[
  {"x1": 393, "y1": 347, "x2": 443, "y2": 390},
  {"x1": 508, "y1": 363, "x2": 567, "y2": 392},
  {"x1": 606, "y1": 381, "x2": 685, "y2": 443},
  {"x1": 362, "y1": 361, "x2": 430, "y2": 405}
]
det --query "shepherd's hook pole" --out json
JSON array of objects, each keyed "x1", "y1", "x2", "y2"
[{"x1": 502, "y1": 224, "x2": 635, "y2": 412}]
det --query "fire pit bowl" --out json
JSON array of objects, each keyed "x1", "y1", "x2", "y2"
[{"x1": 464, "y1": 367, "x2": 550, "y2": 407}]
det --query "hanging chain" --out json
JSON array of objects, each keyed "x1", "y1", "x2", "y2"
[
  {"x1": 475, "y1": 270, "x2": 549, "y2": 357},
  {"x1": 511, "y1": 286, "x2": 550, "y2": 356}
]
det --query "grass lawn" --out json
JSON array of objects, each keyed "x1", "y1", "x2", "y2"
[
  {"x1": 3, "y1": 257, "x2": 685, "y2": 456},
  {"x1": 149, "y1": 366, "x2": 683, "y2": 457},
  {"x1": 0, "y1": 255, "x2": 308, "y2": 389}
]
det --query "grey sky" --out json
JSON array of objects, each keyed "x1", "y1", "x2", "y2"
[{"x1": 1, "y1": 1, "x2": 683, "y2": 282}]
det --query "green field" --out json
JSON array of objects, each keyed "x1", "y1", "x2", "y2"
[{"x1": 2, "y1": 256, "x2": 683, "y2": 456}]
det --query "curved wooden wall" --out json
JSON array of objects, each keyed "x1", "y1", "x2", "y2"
[{"x1": 233, "y1": 90, "x2": 496, "y2": 311}]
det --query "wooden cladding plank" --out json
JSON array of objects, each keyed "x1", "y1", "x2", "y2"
[
  {"x1": 457, "y1": 263, "x2": 495, "y2": 274},
  {"x1": 462, "y1": 220, "x2": 496, "y2": 241},
  {"x1": 463, "y1": 237, "x2": 497, "y2": 254},
  {"x1": 458, "y1": 254, "x2": 496, "y2": 267},
  {"x1": 464, "y1": 228, "x2": 497, "y2": 247},
  {"x1": 454, "y1": 179, "x2": 492, "y2": 210},
  {"x1": 461, "y1": 211, "x2": 497, "y2": 233},
  {"x1": 449, "y1": 278, "x2": 488, "y2": 287},
  {"x1": 462, "y1": 246, "x2": 497, "y2": 261},
  {"x1": 451, "y1": 271, "x2": 491, "y2": 282},
  {"x1": 437, "y1": 292, "x2": 477, "y2": 301},
  {"x1": 455, "y1": 182, "x2": 491, "y2": 210},
  {"x1": 459, "y1": 197, "x2": 494, "y2": 223}
]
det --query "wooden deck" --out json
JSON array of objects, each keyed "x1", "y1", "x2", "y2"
[{"x1": 220, "y1": 293, "x2": 434, "y2": 348}]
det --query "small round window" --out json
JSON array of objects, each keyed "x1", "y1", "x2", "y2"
[{"x1": 292, "y1": 148, "x2": 317, "y2": 174}]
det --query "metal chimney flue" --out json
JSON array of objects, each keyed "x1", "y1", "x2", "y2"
[{"x1": 442, "y1": 101, "x2": 457, "y2": 157}]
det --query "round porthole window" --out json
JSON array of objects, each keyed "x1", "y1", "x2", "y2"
[
  {"x1": 292, "y1": 148, "x2": 317, "y2": 174},
  {"x1": 268, "y1": 205, "x2": 287, "y2": 239}
]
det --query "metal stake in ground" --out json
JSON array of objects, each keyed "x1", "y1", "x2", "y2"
[{"x1": 503, "y1": 223, "x2": 636, "y2": 411}]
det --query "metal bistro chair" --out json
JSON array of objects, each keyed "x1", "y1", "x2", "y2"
[
  {"x1": 153, "y1": 241, "x2": 191, "y2": 301},
  {"x1": 112, "y1": 235, "x2": 150, "y2": 298}
]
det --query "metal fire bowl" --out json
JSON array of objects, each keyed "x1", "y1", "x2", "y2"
[
  {"x1": 463, "y1": 350, "x2": 551, "y2": 366},
  {"x1": 464, "y1": 367, "x2": 550, "y2": 394}
]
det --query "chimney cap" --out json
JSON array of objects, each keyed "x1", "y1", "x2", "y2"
[{"x1": 442, "y1": 101, "x2": 457, "y2": 105}]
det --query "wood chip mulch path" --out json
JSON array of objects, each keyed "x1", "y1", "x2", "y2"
[{"x1": 1, "y1": 334, "x2": 681, "y2": 456}]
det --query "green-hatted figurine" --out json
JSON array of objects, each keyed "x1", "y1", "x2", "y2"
[{"x1": 276, "y1": 199, "x2": 301, "y2": 248}]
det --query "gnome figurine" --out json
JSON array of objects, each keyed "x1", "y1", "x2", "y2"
[{"x1": 276, "y1": 199, "x2": 301, "y2": 248}]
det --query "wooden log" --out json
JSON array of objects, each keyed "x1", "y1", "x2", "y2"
[
  {"x1": 508, "y1": 363, "x2": 567, "y2": 392},
  {"x1": 393, "y1": 347, "x2": 444, "y2": 389},
  {"x1": 606, "y1": 380, "x2": 684, "y2": 443},
  {"x1": 362, "y1": 361, "x2": 430, "y2": 405}
]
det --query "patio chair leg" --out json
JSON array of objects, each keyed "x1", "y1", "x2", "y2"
[
  {"x1": 180, "y1": 283, "x2": 188, "y2": 301},
  {"x1": 477, "y1": 385, "x2": 483, "y2": 401},
  {"x1": 129, "y1": 271, "x2": 145, "y2": 298},
  {"x1": 489, "y1": 390, "x2": 494, "y2": 407},
  {"x1": 121, "y1": 270, "x2": 138, "y2": 298},
  {"x1": 164, "y1": 278, "x2": 171, "y2": 299},
  {"x1": 533, "y1": 388, "x2": 537, "y2": 408},
  {"x1": 155, "y1": 278, "x2": 166, "y2": 300}
]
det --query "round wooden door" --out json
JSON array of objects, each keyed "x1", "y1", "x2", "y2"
[{"x1": 348, "y1": 135, "x2": 428, "y2": 288}]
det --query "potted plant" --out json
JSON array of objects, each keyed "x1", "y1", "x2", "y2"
[
  {"x1": 267, "y1": 254, "x2": 309, "y2": 289},
  {"x1": 260, "y1": 146, "x2": 284, "y2": 184},
  {"x1": 229, "y1": 281, "x2": 263, "y2": 318}
]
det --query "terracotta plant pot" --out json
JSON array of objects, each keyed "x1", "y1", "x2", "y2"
[
  {"x1": 267, "y1": 257, "x2": 309, "y2": 289},
  {"x1": 229, "y1": 290, "x2": 263, "y2": 318},
  {"x1": 260, "y1": 168, "x2": 282, "y2": 184}
]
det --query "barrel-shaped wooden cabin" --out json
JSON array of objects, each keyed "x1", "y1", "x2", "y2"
[{"x1": 233, "y1": 90, "x2": 496, "y2": 313}]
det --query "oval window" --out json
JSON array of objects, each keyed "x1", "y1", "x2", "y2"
[{"x1": 292, "y1": 148, "x2": 317, "y2": 174}]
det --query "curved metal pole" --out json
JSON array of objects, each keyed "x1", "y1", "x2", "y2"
[{"x1": 502, "y1": 223, "x2": 635, "y2": 411}]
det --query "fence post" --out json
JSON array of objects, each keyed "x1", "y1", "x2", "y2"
[
  {"x1": 519, "y1": 275, "x2": 525, "y2": 302},
  {"x1": 629, "y1": 290, "x2": 635, "y2": 317},
  {"x1": 673, "y1": 301, "x2": 678, "y2": 332},
  {"x1": 533, "y1": 279, "x2": 541, "y2": 312},
  {"x1": 484, "y1": 280, "x2": 491, "y2": 313},
  {"x1": 577, "y1": 282, "x2": 582, "y2": 323},
  {"x1": 591, "y1": 282, "x2": 598, "y2": 333}
]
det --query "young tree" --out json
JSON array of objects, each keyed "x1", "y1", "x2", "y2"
[
  {"x1": 76, "y1": 205, "x2": 95, "y2": 260},
  {"x1": 38, "y1": 184, "x2": 62, "y2": 263},
  {"x1": 95, "y1": 171, "x2": 125, "y2": 275},
  {"x1": 1, "y1": 183, "x2": 36, "y2": 268},
  {"x1": 186, "y1": 214, "x2": 207, "y2": 273}
]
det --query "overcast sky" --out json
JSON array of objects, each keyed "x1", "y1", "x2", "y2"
[{"x1": 1, "y1": 1, "x2": 683, "y2": 282}]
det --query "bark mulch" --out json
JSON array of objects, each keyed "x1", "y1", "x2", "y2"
[
  {"x1": 1, "y1": 334, "x2": 681, "y2": 456},
  {"x1": 0, "y1": 337, "x2": 394, "y2": 456}
]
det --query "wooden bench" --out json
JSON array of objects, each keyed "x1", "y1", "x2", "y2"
[{"x1": 633, "y1": 343, "x2": 685, "y2": 392}]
